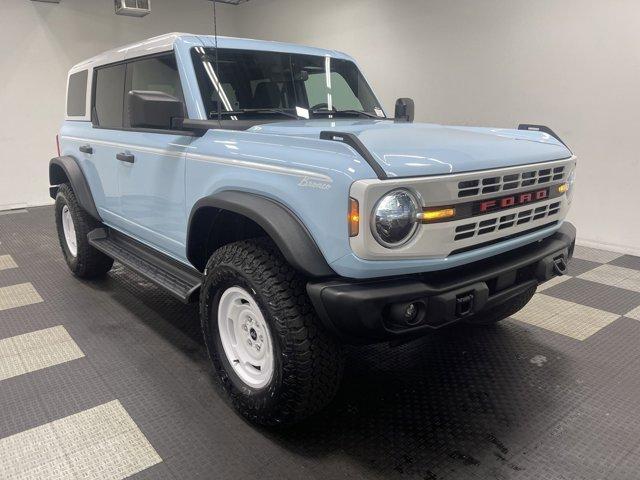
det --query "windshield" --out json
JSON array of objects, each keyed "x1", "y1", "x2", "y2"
[{"x1": 191, "y1": 47, "x2": 384, "y2": 120}]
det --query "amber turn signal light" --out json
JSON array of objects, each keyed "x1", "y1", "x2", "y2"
[
  {"x1": 420, "y1": 207, "x2": 456, "y2": 222},
  {"x1": 348, "y1": 197, "x2": 360, "y2": 237},
  {"x1": 558, "y1": 183, "x2": 569, "y2": 194}
]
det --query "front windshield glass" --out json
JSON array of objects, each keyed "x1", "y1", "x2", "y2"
[{"x1": 191, "y1": 47, "x2": 384, "y2": 120}]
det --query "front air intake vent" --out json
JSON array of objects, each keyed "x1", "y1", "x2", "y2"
[
  {"x1": 115, "y1": 0, "x2": 150, "y2": 17},
  {"x1": 457, "y1": 165, "x2": 566, "y2": 198}
]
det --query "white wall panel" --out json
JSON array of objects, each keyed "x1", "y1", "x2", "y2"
[
  {"x1": 0, "y1": 0, "x2": 236, "y2": 211},
  {"x1": 229, "y1": 0, "x2": 640, "y2": 254},
  {"x1": 2, "y1": 0, "x2": 638, "y2": 254}
]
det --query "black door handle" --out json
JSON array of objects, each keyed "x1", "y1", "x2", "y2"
[
  {"x1": 79, "y1": 145, "x2": 93, "y2": 154},
  {"x1": 116, "y1": 153, "x2": 135, "y2": 163}
]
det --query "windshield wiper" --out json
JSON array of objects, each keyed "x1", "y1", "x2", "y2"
[
  {"x1": 310, "y1": 108, "x2": 382, "y2": 119},
  {"x1": 217, "y1": 108, "x2": 300, "y2": 119}
]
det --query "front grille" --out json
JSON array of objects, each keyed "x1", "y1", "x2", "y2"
[
  {"x1": 454, "y1": 202, "x2": 561, "y2": 241},
  {"x1": 458, "y1": 165, "x2": 566, "y2": 198},
  {"x1": 450, "y1": 222, "x2": 559, "y2": 256}
]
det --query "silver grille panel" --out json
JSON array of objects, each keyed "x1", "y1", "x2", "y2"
[
  {"x1": 454, "y1": 201, "x2": 561, "y2": 241},
  {"x1": 458, "y1": 165, "x2": 566, "y2": 198},
  {"x1": 348, "y1": 156, "x2": 576, "y2": 261}
]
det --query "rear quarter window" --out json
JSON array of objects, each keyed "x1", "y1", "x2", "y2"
[{"x1": 67, "y1": 70, "x2": 88, "y2": 117}]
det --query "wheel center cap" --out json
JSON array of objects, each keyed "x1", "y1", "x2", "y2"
[{"x1": 249, "y1": 328, "x2": 257, "y2": 341}]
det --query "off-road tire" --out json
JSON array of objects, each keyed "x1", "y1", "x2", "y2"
[
  {"x1": 465, "y1": 286, "x2": 536, "y2": 326},
  {"x1": 200, "y1": 238, "x2": 343, "y2": 426},
  {"x1": 55, "y1": 183, "x2": 114, "y2": 278}
]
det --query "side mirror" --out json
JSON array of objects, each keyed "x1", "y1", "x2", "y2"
[
  {"x1": 394, "y1": 98, "x2": 415, "y2": 123},
  {"x1": 126, "y1": 90, "x2": 185, "y2": 130}
]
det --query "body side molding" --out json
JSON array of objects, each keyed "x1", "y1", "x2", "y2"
[
  {"x1": 187, "y1": 191, "x2": 335, "y2": 278},
  {"x1": 49, "y1": 156, "x2": 101, "y2": 221}
]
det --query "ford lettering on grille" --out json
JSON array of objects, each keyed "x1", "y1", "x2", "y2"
[{"x1": 474, "y1": 188, "x2": 549, "y2": 215}]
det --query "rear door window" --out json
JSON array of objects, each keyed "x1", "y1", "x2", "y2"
[{"x1": 93, "y1": 64, "x2": 126, "y2": 128}]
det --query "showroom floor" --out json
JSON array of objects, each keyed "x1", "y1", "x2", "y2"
[{"x1": 1, "y1": 206, "x2": 640, "y2": 480}]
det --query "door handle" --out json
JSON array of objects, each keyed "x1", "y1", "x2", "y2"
[
  {"x1": 79, "y1": 145, "x2": 93, "y2": 154},
  {"x1": 116, "y1": 153, "x2": 135, "y2": 164}
]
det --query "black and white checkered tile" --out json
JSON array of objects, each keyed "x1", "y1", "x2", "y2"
[
  {"x1": 2, "y1": 206, "x2": 640, "y2": 480},
  {"x1": 0, "y1": 217, "x2": 162, "y2": 478},
  {"x1": 516, "y1": 246, "x2": 640, "y2": 340}
]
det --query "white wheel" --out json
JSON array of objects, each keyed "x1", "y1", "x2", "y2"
[
  {"x1": 61, "y1": 204, "x2": 78, "y2": 257},
  {"x1": 217, "y1": 286, "x2": 275, "y2": 389}
]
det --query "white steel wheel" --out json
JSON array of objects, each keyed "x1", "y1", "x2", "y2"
[
  {"x1": 217, "y1": 286, "x2": 275, "y2": 389},
  {"x1": 61, "y1": 205, "x2": 78, "y2": 257}
]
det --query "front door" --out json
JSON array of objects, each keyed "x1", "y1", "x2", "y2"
[
  {"x1": 115, "y1": 131, "x2": 191, "y2": 258},
  {"x1": 114, "y1": 53, "x2": 192, "y2": 259}
]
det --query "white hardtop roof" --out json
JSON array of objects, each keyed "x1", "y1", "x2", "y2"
[{"x1": 69, "y1": 32, "x2": 354, "y2": 73}]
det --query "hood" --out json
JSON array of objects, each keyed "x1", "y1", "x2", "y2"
[{"x1": 250, "y1": 120, "x2": 572, "y2": 177}]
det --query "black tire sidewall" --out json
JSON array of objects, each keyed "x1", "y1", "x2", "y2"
[{"x1": 202, "y1": 266, "x2": 285, "y2": 413}]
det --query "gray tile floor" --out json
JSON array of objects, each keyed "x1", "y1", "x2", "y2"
[{"x1": 1, "y1": 206, "x2": 640, "y2": 479}]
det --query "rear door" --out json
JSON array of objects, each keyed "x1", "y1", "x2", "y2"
[
  {"x1": 114, "y1": 53, "x2": 192, "y2": 258},
  {"x1": 83, "y1": 63, "x2": 127, "y2": 224}
]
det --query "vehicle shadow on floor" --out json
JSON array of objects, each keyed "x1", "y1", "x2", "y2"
[
  {"x1": 265, "y1": 323, "x2": 578, "y2": 479},
  {"x1": 88, "y1": 263, "x2": 578, "y2": 480}
]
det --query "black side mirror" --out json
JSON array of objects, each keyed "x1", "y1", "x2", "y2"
[
  {"x1": 127, "y1": 90, "x2": 185, "y2": 130},
  {"x1": 394, "y1": 98, "x2": 415, "y2": 123}
]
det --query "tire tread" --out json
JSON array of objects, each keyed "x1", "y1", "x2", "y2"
[
  {"x1": 200, "y1": 238, "x2": 343, "y2": 425},
  {"x1": 55, "y1": 183, "x2": 113, "y2": 278}
]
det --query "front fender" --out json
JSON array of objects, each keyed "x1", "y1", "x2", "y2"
[
  {"x1": 187, "y1": 190, "x2": 335, "y2": 278},
  {"x1": 49, "y1": 155, "x2": 101, "y2": 221}
]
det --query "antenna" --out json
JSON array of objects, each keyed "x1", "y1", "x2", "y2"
[{"x1": 212, "y1": 0, "x2": 221, "y2": 123}]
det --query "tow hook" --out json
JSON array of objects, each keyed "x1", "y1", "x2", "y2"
[
  {"x1": 455, "y1": 293, "x2": 475, "y2": 317},
  {"x1": 553, "y1": 256, "x2": 568, "y2": 276}
]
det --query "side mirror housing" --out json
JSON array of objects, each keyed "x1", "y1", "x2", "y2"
[
  {"x1": 394, "y1": 98, "x2": 415, "y2": 123},
  {"x1": 126, "y1": 90, "x2": 185, "y2": 130}
]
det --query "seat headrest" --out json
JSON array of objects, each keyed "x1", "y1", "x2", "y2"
[{"x1": 252, "y1": 82, "x2": 281, "y2": 108}]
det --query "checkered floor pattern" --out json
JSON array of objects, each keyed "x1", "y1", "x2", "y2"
[
  {"x1": 515, "y1": 246, "x2": 640, "y2": 341},
  {"x1": 1, "y1": 205, "x2": 640, "y2": 480}
]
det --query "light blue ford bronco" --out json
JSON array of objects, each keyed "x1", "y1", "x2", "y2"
[{"x1": 51, "y1": 33, "x2": 577, "y2": 425}]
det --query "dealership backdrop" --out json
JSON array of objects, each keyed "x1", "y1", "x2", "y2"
[{"x1": 1, "y1": 0, "x2": 638, "y2": 255}]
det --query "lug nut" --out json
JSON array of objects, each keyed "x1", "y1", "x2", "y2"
[
  {"x1": 242, "y1": 324, "x2": 248, "y2": 331},
  {"x1": 247, "y1": 339, "x2": 252, "y2": 346},
  {"x1": 256, "y1": 345, "x2": 261, "y2": 351}
]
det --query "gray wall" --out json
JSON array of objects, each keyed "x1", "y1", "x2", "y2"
[
  {"x1": 0, "y1": 0, "x2": 235, "y2": 210},
  {"x1": 229, "y1": 0, "x2": 640, "y2": 254}
]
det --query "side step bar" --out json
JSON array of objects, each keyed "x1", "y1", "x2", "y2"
[{"x1": 88, "y1": 228, "x2": 202, "y2": 303}]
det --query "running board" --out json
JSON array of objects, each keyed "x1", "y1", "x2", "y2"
[{"x1": 88, "y1": 228, "x2": 202, "y2": 303}]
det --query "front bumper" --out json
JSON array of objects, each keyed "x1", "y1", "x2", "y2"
[{"x1": 307, "y1": 222, "x2": 576, "y2": 344}]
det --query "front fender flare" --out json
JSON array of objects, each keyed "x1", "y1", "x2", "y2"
[
  {"x1": 187, "y1": 191, "x2": 335, "y2": 278},
  {"x1": 49, "y1": 156, "x2": 101, "y2": 221}
]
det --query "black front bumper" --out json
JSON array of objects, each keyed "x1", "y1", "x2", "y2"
[{"x1": 307, "y1": 222, "x2": 576, "y2": 344}]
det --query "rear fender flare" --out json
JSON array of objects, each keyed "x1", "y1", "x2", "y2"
[{"x1": 49, "y1": 156, "x2": 101, "y2": 221}]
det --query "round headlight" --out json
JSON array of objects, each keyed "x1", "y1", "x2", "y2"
[{"x1": 371, "y1": 189, "x2": 420, "y2": 248}]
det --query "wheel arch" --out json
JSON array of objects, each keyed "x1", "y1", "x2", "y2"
[
  {"x1": 187, "y1": 191, "x2": 335, "y2": 278},
  {"x1": 49, "y1": 156, "x2": 101, "y2": 221}
]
